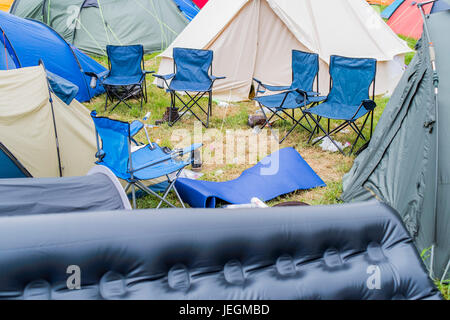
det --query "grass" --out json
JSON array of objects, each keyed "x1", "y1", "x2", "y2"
[{"x1": 87, "y1": 54, "x2": 389, "y2": 209}]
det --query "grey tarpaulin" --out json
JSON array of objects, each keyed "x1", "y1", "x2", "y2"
[
  {"x1": 342, "y1": 10, "x2": 450, "y2": 280},
  {"x1": 0, "y1": 165, "x2": 131, "y2": 216}
]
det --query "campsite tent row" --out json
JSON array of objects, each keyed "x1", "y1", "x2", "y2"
[
  {"x1": 157, "y1": 0, "x2": 412, "y2": 102},
  {"x1": 10, "y1": 0, "x2": 194, "y2": 56},
  {"x1": 0, "y1": 11, "x2": 106, "y2": 102},
  {"x1": 381, "y1": 0, "x2": 450, "y2": 39}
]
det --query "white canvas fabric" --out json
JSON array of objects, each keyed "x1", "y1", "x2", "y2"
[
  {"x1": 0, "y1": 66, "x2": 97, "y2": 177},
  {"x1": 158, "y1": 0, "x2": 412, "y2": 101}
]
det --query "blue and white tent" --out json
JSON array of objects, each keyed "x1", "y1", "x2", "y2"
[
  {"x1": 0, "y1": 11, "x2": 105, "y2": 102},
  {"x1": 173, "y1": 0, "x2": 200, "y2": 21}
]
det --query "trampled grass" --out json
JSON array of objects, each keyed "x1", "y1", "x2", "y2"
[{"x1": 87, "y1": 54, "x2": 388, "y2": 209}]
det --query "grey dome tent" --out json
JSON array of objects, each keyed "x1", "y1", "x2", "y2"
[
  {"x1": 341, "y1": 8, "x2": 450, "y2": 281},
  {"x1": 10, "y1": 0, "x2": 189, "y2": 56},
  {"x1": 0, "y1": 165, "x2": 131, "y2": 216}
]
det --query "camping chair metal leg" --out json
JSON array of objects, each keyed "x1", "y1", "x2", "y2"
[
  {"x1": 104, "y1": 89, "x2": 109, "y2": 111},
  {"x1": 131, "y1": 183, "x2": 137, "y2": 209},
  {"x1": 349, "y1": 113, "x2": 371, "y2": 155},
  {"x1": 208, "y1": 91, "x2": 212, "y2": 127},
  {"x1": 172, "y1": 185, "x2": 186, "y2": 208},
  {"x1": 135, "y1": 181, "x2": 176, "y2": 208},
  {"x1": 156, "y1": 170, "x2": 184, "y2": 209},
  {"x1": 170, "y1": 91, "x2": 209, "y2": 128},
  {"x1": 307, "y1": 115, "x2": 345, "y2": 155}
]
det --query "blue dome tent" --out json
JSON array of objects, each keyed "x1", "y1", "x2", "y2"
[{"x1": 0, "y1": 11, "x2": 105, "y2": 102}]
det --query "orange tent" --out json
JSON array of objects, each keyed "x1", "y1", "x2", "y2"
[
  {"x1": 367, "y1": 0, "x2": 395, "y2": 5},
  {"x1": 0, "y1": 0, "x2": 13, "y2": 12}
]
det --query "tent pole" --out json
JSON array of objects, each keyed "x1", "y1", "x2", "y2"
[
  {"x1": 418, "y1": 1, "x2": 440, "y2": 279},
  {"x1": 39, "y1": 60, "x2": 63, "y2": 177}
]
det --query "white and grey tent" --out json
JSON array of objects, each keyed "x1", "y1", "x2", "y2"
[
  {"x1": 157, "y1": 0, "x2": 412, "y2": 101},
  {"x1": 342, "y1": 8, "x2": 450, "y2": 281},
  {"x1": 0, "y1": 166, "x2": 131, "y2": 216},
  {"x1": 0, "y1": 65, "x2": 97, "y2": 178}
]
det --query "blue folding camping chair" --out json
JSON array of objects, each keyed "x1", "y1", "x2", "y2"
[
  {"x1": 153, "y1": 48, "x2": 225, "y2": 128},
  {"x1": 85, "y1": 45, "x2": 154, "y2": 112},
  {"x1": 252, "y1": 50, "x2": 326, "y2": 143},
  {"x1": 304, "y1": 55, "x2": 377, "y2": 155},
  {"x1": 90, "y1": 111, "x2": 202, "y2": 209}
]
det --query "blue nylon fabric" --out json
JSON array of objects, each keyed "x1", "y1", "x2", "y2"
[
  {"x1": 130, "y1": 121, "x2": 144, "y2": 137},
  {"x1": 105, "y1": 45, "x2": 144, "y2": 86},
  {"x1": 307, "y1": 56, "x2": 376, "y2": 121},
  {"x1": 254, "y1": 91, "x2": 307, "y2": 110},
  {"x1": 431, "y1": 0, "x2": 450, "y2": 13},
  {"x1": 91, "y1": 112, "x2": 130, "y2": 180},
  {"x1": 291, "y1": 50, "x2": 319, "y2": 92},
  {"x1": 381, "y1": 0, "x2": 405, "y2": 19},
  {"x1": 169, "y1": 48, "x2": 213, "y2": 92},
  {"x1": 0, "y1": 29, "x2": 19, "y2": 70},
  {"x1": 70, "y1": 44, "x2": 106, "y2": 98},
  {"x1": 0, "y1": 147, "x2": 28, "y2": 179},
  {"x1": 0, "y1": 12, "x2": 105, "y2": 102},
  {"x1": 175, "y1": 147, "x2": 326, "y2": 208},
  {"x1": 91, "y1": 112, "x2": 195, "y2": 181},
  {"x1": 131, "y1": 146, "x2": 189, "y2": 180},
  {"x1": 46, "y1": 71, "x2": 79, "y2": 105},
  {"x1": 172, "y1": 0, "x2": 199, "y2": 21},
  {"x1": 255, "y1": 50, "x2": 320, "y2": 110}
]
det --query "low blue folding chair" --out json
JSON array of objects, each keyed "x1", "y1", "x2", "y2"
[
  {"x1": 85, "y1": 45, "x2": 154, "y2": 112},
  {"x1": 252, "y1": 50, "x2": 326, "y2": 143},
  {"x1": 90, "y1": 111, "x2": 202, "y2": 209},
  {"x1": 153, "y1": 48, "x2": 225, "y2": 128},
  {"x1": 304, "y1": 55, "x2": 377, "y2": 155}
]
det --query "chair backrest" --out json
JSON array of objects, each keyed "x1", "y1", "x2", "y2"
[
  {"x1": 173, "y1": 47, "x2": 213, "y2": 84},
  {"x1": 291, "y1": 50, "x2": 319, "y2": 92},
  {"x1": 327, "y1": 55, "x2": 376, "y2": 106},
  {"x1": 90, "y1": 112, "x2": 130, "y2": 177},
  {"x1": 107, "y1": 45, "x2": 144, "y2": 79}
]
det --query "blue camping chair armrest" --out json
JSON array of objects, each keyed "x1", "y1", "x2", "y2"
[
  {"x1": 210, "y1": 75, "x2": 226, "y2": 81},
  {"x1": 306, "y1": 91, "x2": 320, "y2": 97},
  {"x1": 85, "y1": 70, "x2": 109, "y2": 80},
  {"x1": 130, "y1": 120, "x2": 144, "y2": 137},
  {"x1": 143, "y1": 70, "x2": 155, "y2": 75},
  {"x1": 252, "y1": 78, "x2": 290, "y2": 94},
  {"x1": 362, "y1": 99, "x2": 377, "y2": 111},
  {"x1": 131, "y1": 143, "x2": 203, "y2": 174},
  {"x1": 153, "y1": 73, "x2": 175, "y2": 80}
]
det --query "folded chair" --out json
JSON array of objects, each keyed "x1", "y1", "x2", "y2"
[
  {"x1": 304, "y1": 55, "x2": 377, "y2": 155},
  {"x1": 153, "y1": 48, "x2": 225, "y2": 128},
  {"x1": 90, "y1": 111, "x2": 201, "y2": 209},
  {"x1": 86, "y1": 45, "x2": 154, "y2": 112},
  {"x1": 252, "y1": 50, "x2": 326, "y2": 143}
]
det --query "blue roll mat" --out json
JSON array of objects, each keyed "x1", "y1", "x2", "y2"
[{"x1": 175, "y1": 147, "x2": 326, "y2": 208}]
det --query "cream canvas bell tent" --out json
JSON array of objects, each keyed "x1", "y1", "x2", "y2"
[
  {"x1": 157, "y1": 0, "x2": 412, "y2": 101},
  {"x1": 0, "y1": 65, "x2": 97, "y2": 178}
]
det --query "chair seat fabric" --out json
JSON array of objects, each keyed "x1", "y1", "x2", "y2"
[
  {"x1": 254, "y1": 91, "x2": 327, "y2": 110},
  {"x1": 169, "y1": 79, "x2": 212, "y2": 92},
  {"x1": 102, "y1": 74, "x2": 144, "y2": 86},
  {"x1": 306, "y1": 101, "x2": 369, "y2": 121},
  {"x1": 254, "y1": 91, "x2": 306, "y2": 109},
  {"x1": 132, "y1": 145, "x2": 189, "y2": 180}
]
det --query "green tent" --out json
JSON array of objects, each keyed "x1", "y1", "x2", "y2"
[
  {"x1": 10, "y1": 0, "x2": 189, "y2": 56},
  {"x1": 342, "y1": 9, "x2": 450, "y2": 281}
]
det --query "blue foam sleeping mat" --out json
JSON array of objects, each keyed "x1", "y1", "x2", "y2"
[{"x1": 175, "y1": 147, "x2": 326, "y2": 208}]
